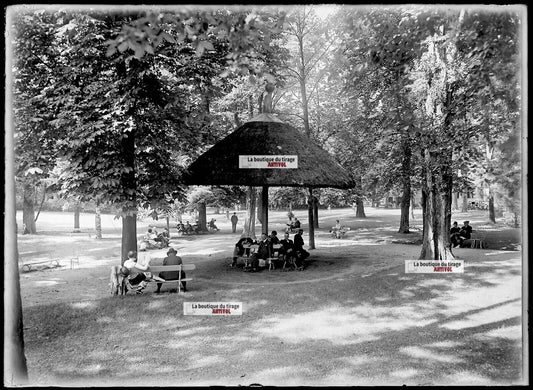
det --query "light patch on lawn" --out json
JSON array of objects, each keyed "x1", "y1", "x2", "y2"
[
  {"x1": 437, "y1": 370, "x2": 498, "y2": 385},
  {"x1": 442, "y1": 299, "x2": 521, "y2": 330},
  {"x1": 400, "y1": 346, "x2": 463, "y2": 363},
  {"x1": 257, "y1": 304, "x2": 434, "y2": 345},
  {"x1": 186, "y1": 354, "x2": 225, "y2": 369},
  {"x1": 35, "y1": 280, "x2": 63, "y2": 286},
  {"x1": 339, "y1": 355, "x2": 380, "y2": 366},
  {"x1": 70, "y1": 301, "x2": 96, "y2": 309},
  {"x1": 389, "y1": 367, "x2": 420, "y2": 378},
  {"x1": 474, "y1": 324, "x2": 522, "y2": 340}
]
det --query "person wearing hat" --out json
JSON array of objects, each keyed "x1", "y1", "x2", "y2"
[
  {"x1": 122, "y1": 250, "x2": 149, "y2": 294},
  {"x1": 459, "y1": 221, "x2": 473, "y2": 247},
  {"x1": 156, "y1": 247, "x2": 187, "y2": 293}
]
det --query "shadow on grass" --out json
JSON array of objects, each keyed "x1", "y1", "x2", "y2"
[{"x1": 21, "y1": 242, "x2": 523, "y2": 386}]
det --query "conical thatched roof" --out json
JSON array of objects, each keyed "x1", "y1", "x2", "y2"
[{"x1": 183, "y1": 114, "x2": 355, "y2": 189}]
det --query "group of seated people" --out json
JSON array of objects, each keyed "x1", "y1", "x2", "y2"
[
  {"x1": 141, "y1": 227, "x2": 170, "y2": 249},
  {"x1": 285, "y1": 217, "x2": 301, "y2": 233},
  {"x1": 176, "y1": 221, "x2": 200, "y2": 235},
  {"x1": 330, "y1": 219, "x2": 350, "y2": 238},
  {"x1": 119, "y1": 246, "x2": 186, "y2": 294},
  {"x1": 449, "y1": 220, "x2": 473, "y2": 248},
  {"x1": 231, "y1": 229, "x2": 310, "y2": 272}
]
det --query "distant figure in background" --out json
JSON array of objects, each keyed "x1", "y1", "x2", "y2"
[{"x1": 231, "y1": 212, "x2": 238, "y2": 233}]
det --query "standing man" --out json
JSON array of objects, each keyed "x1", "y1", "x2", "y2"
[
  {"x1": 231, "y1": 212, "x2": 238, "y2": 233},
  {"x1": 293, "y1": 229, "x2": 310, "y2": 270}
]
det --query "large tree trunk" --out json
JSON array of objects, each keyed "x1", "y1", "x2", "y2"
[
  {"x1": 95, "y1": 206, "x2": 102, "y2": 239},
  {"x1": 488, "y1": 190, "x2": 496, "y2": 223},
  {"x1": 242, "y1": 186, "x2": 257, "y2": 239},
  {"x1": 257, "y1": 189, "x2": 263, "y2": 224},
  {"x1": 355, "y1": 198, "x2": 366, "y2": 218},
  {"x1": 5, "y1": 116, "x2": 28, "y2": 384},
  {"x1": 73, "y1": 203, "x2": 81, "y2": 232},
  {"x1": 312, "y1": 196, "x2": 319, "y2": 228},
  {"x1": 22, "y1": 182, "x2": 36, "y2": 234},
  {"x1": 419, "y1": 149, "x2": 455, "y2": 260},
  {"x1": 120, "y1": 122, "x2": 137, "y2": 262},
  {"x1": 307, "y1": 188, "x2": 315, "y2": 249},
  {"x1": 121, "y1": 214, "x2": 137, "y2": 265},
  {"x1": 461, "y1": 193, "x2": 469, "y2": 212},
  {"x1": 197, "y1": 201, "x2": 207, "y2": 232}
]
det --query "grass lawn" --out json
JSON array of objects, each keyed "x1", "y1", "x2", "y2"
[{"x1": 13, "y1": 207, "x2": 525, "y2": 386}]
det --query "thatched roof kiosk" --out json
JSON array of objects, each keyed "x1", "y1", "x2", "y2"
[{"x1": 183, "y1": 87, "x2": 355, "y2": 249}]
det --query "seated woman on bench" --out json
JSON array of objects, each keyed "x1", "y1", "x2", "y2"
[
  {"x1": 121, "y1": 250, "x2": 150, "y2": 294},
  {"x1": 156, "y1": 247, "x2": 187, "y2": 293}
]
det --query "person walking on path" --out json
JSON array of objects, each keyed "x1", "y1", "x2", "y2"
[{"x1": 231, "y1": 212, "x2": 238, "y2": 233}]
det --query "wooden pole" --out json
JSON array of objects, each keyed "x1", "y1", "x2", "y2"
[
  {"x1": 308, "y1": 187, "x2": 315, "y2": 249},
  {"x1": 262, "y1": 185, "x2": 269, "y2": 235}
]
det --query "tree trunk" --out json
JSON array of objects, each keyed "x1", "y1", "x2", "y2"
[
  {"x1": 488, "y1": 191, "x2": 496, "y2": 223},
  {"x1": 355, "y1": 196, "x2": 366, "y2": 218},
  {"x1": 4, "y1": 123, "x2": 28, "y2": 384},
  {"x1": 95, "y1": 206, "x2": 102, "y2": 239},
  {"x1": 452, "y1": 191, "x2": 458, "y2": 210},
  {"x1": 257, "y1": 189, "x2": 263, "y2": 224},
  {"x1": 307, "y1": 188, "x2": 315, "y2": 249},
  {"x1": 22, "y1": 182, "x2": 36, "y2": 234},
  {"x1": 242, "y1": 186, "x2": 257, "y2": 239},
  {"x1": 166, "y1": 216, "x2": 170, "y2": 232},
  {"x1": 120, "y1": 122, "x2": 137, "y2": 262},
  {"x1": 197, "y1": 201, "x2": 207, "y2": 232},
  {"x1": 419, "y1": 149, "x2": 455, "y2": 260},
  {"x1": 261, "y1": 185, "x2": 268, "y2": 235},
  {"x1": 121, "y1": 213, "x2": 137, "y2": 265},
  {"x1": 410, "y1": 194, "x2": 416, "y2": 220},
  {"x1": 461, "y1": 193, "x2": 469, "y2": 212},
  {"x1": 73, "y1": 203, "x2": 81, "y2": 232},
  {"x1": 312, "y1": 196, "x2": 319, "y2": 228}
]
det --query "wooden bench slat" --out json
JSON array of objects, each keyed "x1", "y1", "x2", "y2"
[{"x1": 149, "y1": 264, "x2": 196, "y2": 272}]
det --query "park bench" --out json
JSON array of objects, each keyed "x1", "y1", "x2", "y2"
[
  {"x1": 110, "y1": 264, "x2": 195, "y2": 295},
  {"x1": 147, "y1": 264, "x2": 196, "y2": 293},
  {"x1": 21, "y1": 259, "x2": 60, "y2": 272}
]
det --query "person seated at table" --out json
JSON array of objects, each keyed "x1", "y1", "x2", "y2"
[
  {"x1": 208, "y1": 218, "x2": 219, "y2": 231},
  {"x1": 293, "y1": 229, "x2": 310, "y2": 270},
  {"x1": 231, "y1": 236, "x2": 255, "y2": 267},
  {"x1": 247, "y1": 233, "x2": 270, "y2": 272},
  {"x1": 279, "y1": 232, "x2": 296, "y2": 270},
  {"x1": 449, "y1": 221, "x2": 463, "y2": 248},
  {"x1": 459, "y1": 220, "x2": 473, "y2": 247},
  {"x1": 156, "y1": 247, "x2": 187, "y2": 293}
]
